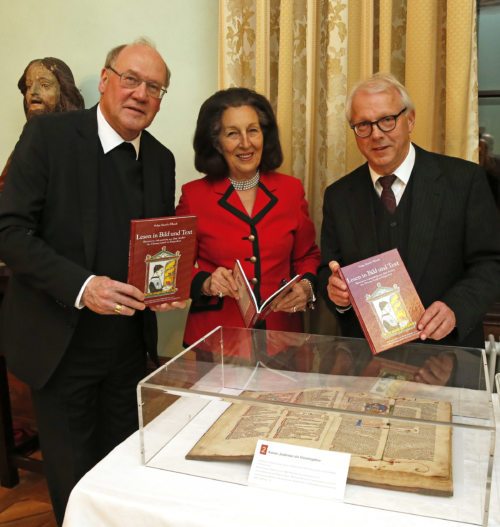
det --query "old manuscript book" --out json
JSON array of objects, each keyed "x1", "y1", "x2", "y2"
[
  {"x1": 339, "y1": 249, "x2": 425, "y2": 354},
  {"x1": 128, "y1": 215, "x2": 196, "y2": 305},
  {"x1": 186, "y1": 388, "x2": 452, "y2": 496}
]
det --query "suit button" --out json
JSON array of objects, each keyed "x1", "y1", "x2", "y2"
[
  {"x1": 250, "y1": 256, "x2": 257, "y2": 263},
  {"x1": 251, "y1": 277, "x2": 258, "y2": 284},
  {"x1": 248, "y1": 234, "x2": 255, "y2": 241}
]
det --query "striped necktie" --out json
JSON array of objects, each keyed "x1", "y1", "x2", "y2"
[{"x1": 379, "y1": 175, "x2": 397, "y2": 214}]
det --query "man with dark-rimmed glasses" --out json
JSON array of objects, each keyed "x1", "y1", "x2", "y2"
[
  {"x1": 319, "y1": 72, "x2": 500, "y2": 352},
  {"x1": 0, "y1": 38, "x2": 185, "y2": 525}
]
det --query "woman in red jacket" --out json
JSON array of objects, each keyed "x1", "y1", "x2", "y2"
[{"x1": 176, "y1": 88, "x2": 320, "y2": 347}]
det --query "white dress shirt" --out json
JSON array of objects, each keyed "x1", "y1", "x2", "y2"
[{"x1": 369, "y1": 143, "x2": 416, "y2": 205}]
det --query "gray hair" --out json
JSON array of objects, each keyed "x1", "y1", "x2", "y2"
[
  {"x1": 345, "y1": 72, "x2": 414, "y2": 122},
  {"x1": 104, "y1": 37, "x2": 171, "y2": 89}
]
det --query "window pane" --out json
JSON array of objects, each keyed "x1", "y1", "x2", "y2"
[
  {"x1": 479, "y1": 98, "x2": 500, "y2": 156},
  {"x1": 478, "y1": 4, "x2": 500, "y2": 91}
]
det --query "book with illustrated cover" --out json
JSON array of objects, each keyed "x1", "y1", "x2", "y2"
[
  {"x1": 233, "y1": 259, "x2": 300, "y2": 328},
  {"x1": 127, "y1": 215, "x2": 196, "y2": 305},
  {"x1": 339, "y1": 249, "x2": 425, "y2": 355}
]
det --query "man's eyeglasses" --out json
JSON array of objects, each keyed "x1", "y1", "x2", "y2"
[
  {"x1": 351, "y1": 107, "x2": 407, "y2": 138},
  {"x1": 107, "y1": 66, "x2": 167, "y2": 100}
]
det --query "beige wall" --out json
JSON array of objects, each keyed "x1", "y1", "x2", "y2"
[{"x1": 0, "y1": 0, "x2": 219, "y2": 357}]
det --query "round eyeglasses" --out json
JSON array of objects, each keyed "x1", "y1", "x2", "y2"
[
  {"x1": 107, "y1": 66, "x2": 167, "y2": 100},
  {"x1": 351, "y1": 107, "x2": 407, "y2": 138}
]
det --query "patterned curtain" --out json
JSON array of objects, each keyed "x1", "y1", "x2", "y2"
[
  {"x1": 219, "y1": 0, "x2": 477, "y2": 212},
  {"x1": 218, "y1": 0, "x2": 478, "y2": 333}
]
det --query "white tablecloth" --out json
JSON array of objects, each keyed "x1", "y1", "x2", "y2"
[
  {"x1": 63, "y1": 429, "x2": 498, "y2": 527},
  {"x1": 63, "y1": 395, "x2": 500, "y2": 527}
]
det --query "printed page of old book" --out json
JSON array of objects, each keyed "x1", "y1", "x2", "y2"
[
  {"x1": 186, "y1": 388, "x2": 344, "y2": 461},
  {"x1": 186, "y1": 388, "x2": 452, "y2": 495},
  {"x1": 346, "y1": 397, "x2": 452, "y2": 495},
  {"x1": 322, "y1": 391, "x2": 392, "y2": 461}
]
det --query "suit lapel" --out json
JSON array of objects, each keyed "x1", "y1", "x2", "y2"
[
  {"x1": 406, "y1": 145, "x2": 444, "y2": 286},
  {"x1": 348, "y1": 166, "x2": 378, "y2": 259},
  {"x1": 216, "y1": 175, "x2": 278, "y2": 225},
  {"x1": 76, "y1": 107, "x2": 100, "y2": 269},
  {"x1": 75, "y1": 111, "x2": 170, "y2": 269},
  {"x1": 253, "y1": 174, "x2": 278, "y2": 220}
]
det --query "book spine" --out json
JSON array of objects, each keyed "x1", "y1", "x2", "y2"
[{"x1": 127, "y1": 221, "x2": 137, "y2": 284}]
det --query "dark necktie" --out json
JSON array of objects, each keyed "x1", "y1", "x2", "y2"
[
  {"x1": 379, "y1": 175, "x2": 397, "y2": 214},
  {"x1": 116, "y1": 141, "x2": 137, "y2": 160},
  {"x1": 110, "y1": 141, "x2": 143, "y2": 218}
]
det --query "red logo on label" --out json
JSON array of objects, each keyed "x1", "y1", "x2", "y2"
[{"x1": 260, "y1": 444, "x2": 268, "y2": 455}]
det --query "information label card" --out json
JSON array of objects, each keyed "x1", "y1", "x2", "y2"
[{"x1": 248, "y1": 439, "x2": 350, "y2": 501}]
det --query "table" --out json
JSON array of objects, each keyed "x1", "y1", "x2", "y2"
[{"x1": 63, "y1": 398, "x2": 500, "y2": 527}]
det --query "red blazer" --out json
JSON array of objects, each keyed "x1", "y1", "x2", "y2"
[{"x1": 176, "y1": 171, "x2": 320, "y2": 346}]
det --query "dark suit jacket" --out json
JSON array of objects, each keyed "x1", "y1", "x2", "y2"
[
  {"x1": 0, "y1": 106, "x2": 175, "y2": 389},
  {"x1": 318, "y1": 145, "x2": 500, "y2": 349}
]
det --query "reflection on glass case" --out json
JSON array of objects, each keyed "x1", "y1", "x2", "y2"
[{"x1": 138, "y1": 326, "x2": 495, "y2": 525}]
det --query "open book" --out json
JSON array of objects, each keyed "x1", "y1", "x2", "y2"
[
  {"x1": 233, "y1": 259, "x2": 300, "y2": 328},
  {"x1": 186, "y1": 387, "x2": 452, "y2": 496}
]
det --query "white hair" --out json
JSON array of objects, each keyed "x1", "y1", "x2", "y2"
[{"x1": 345, "y1": 72, "x2": 414, "y2": 122}]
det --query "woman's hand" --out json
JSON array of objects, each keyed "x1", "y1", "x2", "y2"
[
  {"x1": 202, "y1": 267, "x2": 239, "y2": 299},
  {"x1": 272, "y1": 280, "x2": 310, "y2": 313}
]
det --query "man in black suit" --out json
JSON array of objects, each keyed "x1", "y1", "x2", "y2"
[
  {"x1": 319, "y1": 73, "x2": 500, "y2": 354},
  {"x1": 0, "y1": 38, "x2": 185, "y2": 525}
]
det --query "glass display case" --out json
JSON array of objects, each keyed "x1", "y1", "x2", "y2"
[{"x1": 138, "y1": 326, "x2": 495, "y2": 525}]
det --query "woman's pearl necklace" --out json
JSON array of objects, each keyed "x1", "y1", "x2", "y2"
[{"x1": 228, "y1": 171, "x2": 260, "y2": 191}]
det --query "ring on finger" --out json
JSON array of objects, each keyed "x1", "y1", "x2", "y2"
[
  {"x1": 217, "y1": 291, "x2": 223, "y2": 298},
  {"x1": 114, "y1": 303, "x2": 123, "y2": 314},
  {"x1": 292, "y1": 305, "x2": 297, "y2": 313}
]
